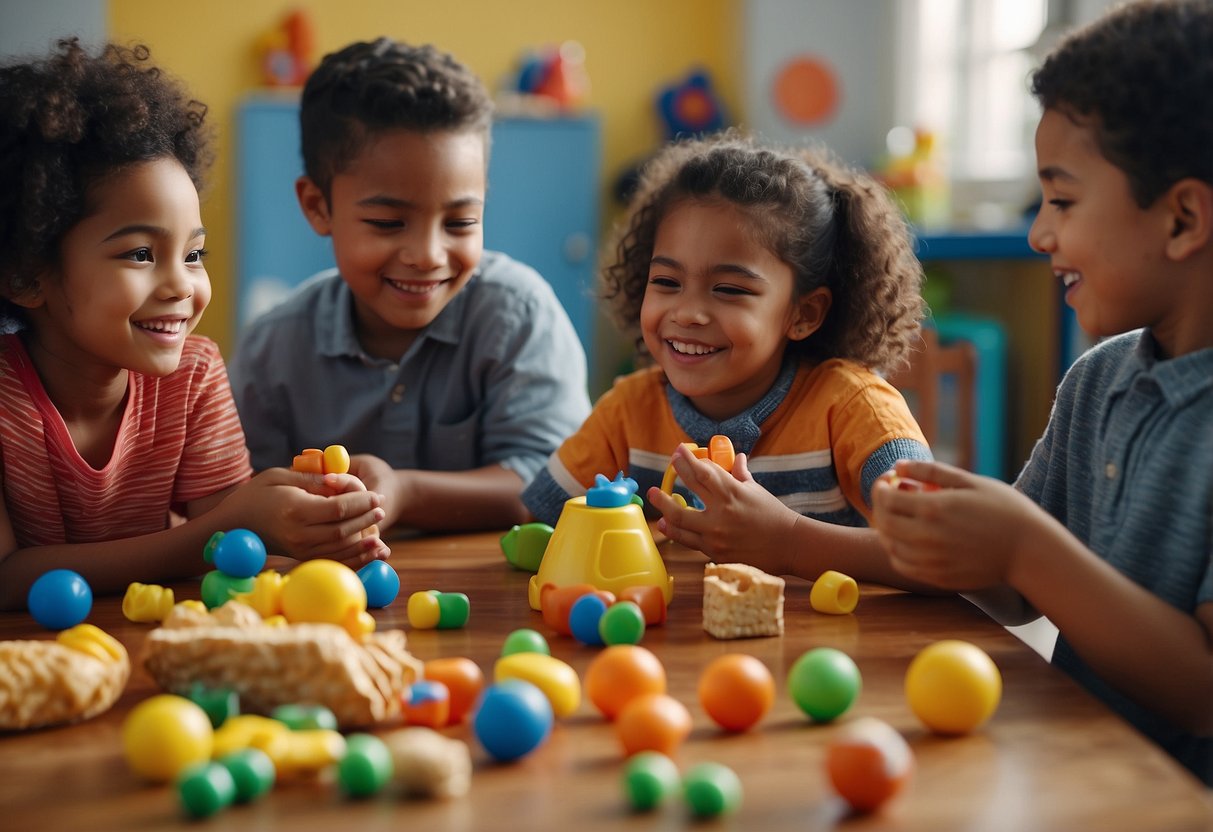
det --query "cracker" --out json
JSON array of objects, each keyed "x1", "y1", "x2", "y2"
[{"x1": 702, "y1": 562, "x2": 785, "y2": 638}]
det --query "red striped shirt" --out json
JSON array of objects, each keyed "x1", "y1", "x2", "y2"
[{"x1": 0, "y1": 334, "x2": 252, "y2": 546}]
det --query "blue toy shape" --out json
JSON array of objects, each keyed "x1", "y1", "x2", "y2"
[
  {"x1": 27, "y1": 568, "x2": 92, "y2": 630},
  {"x1": 357, "y1": 560, "x2": 400, "y2": 609},
  {"x1": 586, "y1": 472, "x2": 639, "y2": 508},
  {"x1": 657, "y1": 70, "x2": 727, "y2": 140}
]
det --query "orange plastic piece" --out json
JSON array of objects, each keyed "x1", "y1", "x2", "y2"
[
  {"x1": 540, "y1": 583, "x2": 613, "y2": 636},
  {"x1": 616, "y1": 693, "x2": 692, "y2": 757},
  {"x1": 584, "y1": 645, "x2": 667, "y2": 720},
  {"x1": 659, "y1": 435, "x2": 735, "y2": 500},
  {"x1": 617, "y1": 585, "x2": 667, "y2": 626},
  {"x1": 292, "y1": 448, "x2": 325, "y2": 474},
  {"x1": 423, "y1": 657, "x2": 485, "y2": 724}
]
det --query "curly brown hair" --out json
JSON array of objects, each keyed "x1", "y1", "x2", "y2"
[
  {"x1": 601, "y1": 133, "x2": 924, "y2": 375},
  {"x1": 1031, "y1": 0, "x2": 1213, "y2": 207},
  {"x1": 300, "y1": 38, "x2": 494, "y2": 198},
  {"x1": 0, "y1": 38, "x2": 210, "y2": 305}
]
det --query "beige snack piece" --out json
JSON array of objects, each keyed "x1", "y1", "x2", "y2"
[
  {"x1": 383, "y1": 727, "x2": 472, "y2": 798},
  {"x1": 143, "y1": 601, "x2": 422, "y2": 728},
  {"x1": 703, "y1": 562, "x2": 785, "y2": 639},
  {"x1": 0, "y1": 624, "x2": 130, "y2": 730}
]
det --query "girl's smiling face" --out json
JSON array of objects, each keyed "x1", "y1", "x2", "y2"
[{"x1": 641, "y1": 198, "x2": 823, "y2": 421}]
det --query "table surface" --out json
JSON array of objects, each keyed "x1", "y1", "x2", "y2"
[{"x1": 2, "y1": 531, "x2": 1210, "y2": 831}]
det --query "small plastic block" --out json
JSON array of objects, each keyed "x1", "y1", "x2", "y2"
[
  {"x1": 291, "y1": 448, "x2": 325, "y2": 474},
  {"x1": 540, "y1": 582, "x2": 613, "y2": 636},
  {"x1": 423, "y1": 657, "x2": 484, "y2": 724},
  {"x1": 270, "y1": 703, "x2": 338, "y2": 732},
  {"x1": 339, "y1": 733, "x2": 394, "y2": 797},
  {"x1": 622, "y1": 751, "x2": 681, "y2": 811},
  {"x1": 500, "y1": 522, "x2": 554, "y2": 572},
  {"x1": 494, "y1": 652, "x2": 581, "y2": 718},
  {"x1": 322, "y1": 444, "x2": 351, "y2": 475},
  {"x1": 568, "y1": 593, "x2": 609, "y2": 646},
  {"x1": 436, "y1": 592, "x2": 470, "y2": 628},
  {"x1": 683, "y1": 762, "x2": 743, "y2": 817},
  {"x1": 176, "y1": 761, "x2": 236, "y2": 818},
  {"x1": 210, "y1": 529, "x2": 268, "y2": 579},
  {"x1": 217, "y1": 748, "x2": 275, "y2": 803},
  {"x1": 122, "y1": 582, "x2": 175, "y2": 623},
  {"x1": 810, "y1": 570, "x2": 859, "y2": 615},
  {"x1": 403, "y1": 680, "x2": 451, "y2": 728},
  {"x1": 617, "y1": 585, "x2": 667, "y2": 626},
  {"x1": 407, "y1": 590, "x2": 469, "y2": 629},
  {"x1": 502, "y1": 628, "x2": 551, "y2": 657},
  {"x1": 586, "y1": 472, "x2": 639, "y2": 508}
]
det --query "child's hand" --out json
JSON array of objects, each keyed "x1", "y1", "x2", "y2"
[
  {"x1": 346, "y1": 454, "x2": 403, "y2": 531},
  {"x1": 646, "y1": 445, "x2": 799, "y2": 574},
  {"x1": 228, "y1": 469, "x2": 390, "y2": 564},
  {"x1": 870, "y1": 459, "x2": 1044, "y2": 590}
]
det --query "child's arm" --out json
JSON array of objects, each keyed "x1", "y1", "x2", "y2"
[
  {"x1": 872, "y1": 459, "x2": 1213, "y2": 735},
  {"x1": 0, "y1": 468, "x2": 387, "y2": 610},
  {"x1": 647, "y1": 445, "x2": 937, "y2": 591},
  {"x1": 348, "y1": 454, "x2": 528, "y2": 533}
]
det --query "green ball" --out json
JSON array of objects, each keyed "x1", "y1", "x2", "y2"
[
  {"x1": 218, "y1": 748, "x2": 275, "y2": 802},
  {"x1": 176, "y1": 761, "x2": 236, "y2": 818},
  {"x1": 436, "y1": 592, "x2": 471, "y2": 628},
  {"x1": 271, "y1": 703, "x2": 338, "y2": 731},
  {"x1": 200, "y1": 570, "x2": 254, "y2": 610},
  {"x1": 682, "y1": 762, "x2": 742, "y2": 817},
  {"x1": 622, "y1": 750, "x2": 681, "y2": 811},
  {"x1": 786, "y1": 647, "x2": 862, "y2": 722},
  {"x1": 501, "y1": 628, "x2": 550, "y2": 657},
  {"x1": 599, "y1": 601, "x2": 646, "y2": 645},
  {"x1": 338, "y1": 734, "x2": 394, "y2": 797}
]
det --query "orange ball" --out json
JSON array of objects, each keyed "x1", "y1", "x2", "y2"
[
  {"x1": 698, "y1": 653, "x2": 775, "y2": 732},
  {"x1": 424, "y1": 657, "x2": 485, "y2": 724},
  {"x1": 826, "y1": 717, "x2": 914, "y2": 813},
  {"x1": 584, "y1": 645, "x2": 666, "y2": 720},
  {"x1": 616, "y1": 693, "x2": 692, "y2": 757}
]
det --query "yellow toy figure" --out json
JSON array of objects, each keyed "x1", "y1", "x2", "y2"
[{"x1": 255, "y1": 8, "x2": 315, "y2": 87}]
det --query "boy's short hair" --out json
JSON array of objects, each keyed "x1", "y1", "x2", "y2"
[
  {"x1": 1031, "y1": 0, "x2": 1213, "y2": 207},
  {"x1": 300, "y1": 38, "x2": 494, "y2": 198}
]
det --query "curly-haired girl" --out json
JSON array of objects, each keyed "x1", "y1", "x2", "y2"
[
  {"x1": 523, "y1": 133, "x2": 932, "y2": 586},
  {"x1": 0, "y1": 39, "x2": 389, "y2": 609}
]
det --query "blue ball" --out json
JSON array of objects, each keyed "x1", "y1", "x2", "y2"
[
  {"x1": 211, "y1": 529, "x2": 267, "y2": 579},
  {"x1": 568, "y1": 593, "x2": 608, "y2": 646},
  {"x1": 357, "y1": 560, "x2": 400, "y2": 609},
  {"x1": 27, "y1": 569, "x2": 92, "y2": 630},
  {"x1": 472, "y1": 680, "x2": 553, "y2": 762}
]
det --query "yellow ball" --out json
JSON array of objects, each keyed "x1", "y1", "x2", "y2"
[
  {"x1": 281, "y1": 560, "x2": 367, "y2": 627},
  {"x1": 122, "y1": 694, "x2": 213, "y2": 782},
  {"x1": 905, "y1": 640, "x2": 1002, "y2": 734}
]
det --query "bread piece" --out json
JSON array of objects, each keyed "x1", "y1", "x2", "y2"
[
  {"x1": 142, "y1": 602, "x2": 422, "y2": 728},
  {"x1": 383, "y1": 727, "x2": 472, "y2": 798},
  {"x1": 703, "y1": 562, "x2": 785, "y2": 639},
  {"x1": 0, "y1": 624, "x2": 130, "y2": 730}
]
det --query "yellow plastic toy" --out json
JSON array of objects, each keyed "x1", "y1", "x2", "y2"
[
  {"x1": 527, "y1": 473, "x2": 673, "y2": 611},
  {"x1": 660, "y1": 435, "x2": 735, "y2": 508},
  {"x1": 810, "y1": 570, "x2": 859, "y2": 615}
]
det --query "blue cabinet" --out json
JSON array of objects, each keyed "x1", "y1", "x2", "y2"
[{"x1": 234, "y1": 93, "x2": 601, "y2": 360}]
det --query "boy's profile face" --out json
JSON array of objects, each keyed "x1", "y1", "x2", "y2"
[
  {"x1": 298, "y1": 128, "x2": 486, "y2": 359},
  {"x1": 1028, "y1": 108, "x2": 1174, "y2": 342}
]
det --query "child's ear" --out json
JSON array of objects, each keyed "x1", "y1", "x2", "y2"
[
  {"x1": 1163, "y1": 178, "x2": 1213, "y2": 261},
  {"x1": 8, "y1": 277, "x2": 46, "y2": 310},
  {"x1": 788, "y1": 287, "x2": 832, "y2": 341},
  {"x1": 295, "y1": 176, "x2": 333, "y2": 236}
]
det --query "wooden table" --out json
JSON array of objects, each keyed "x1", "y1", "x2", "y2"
[{"x1": 2, "y1": 531, "x2": 1210, "y2": 831}]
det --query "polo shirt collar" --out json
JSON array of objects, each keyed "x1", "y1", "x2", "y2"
[
  {"x1": 666, "y1": 355, "x2": 798, "y2": 455},
  {"x1": 1111, "y1": 329, "x2": 1213, "y2": 408},
  {"x1": 315, "y1": 270, "x2": 478, "y2": 360}
]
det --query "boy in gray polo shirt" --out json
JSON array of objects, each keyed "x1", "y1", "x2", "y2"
[
  {"x1": 871, "y1": 0, "x2": 1213, "y2": 785},
  {"x1": 229, "y1": 39, "x2": 590, "y2": 533}
]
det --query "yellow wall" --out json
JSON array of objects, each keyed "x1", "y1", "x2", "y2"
[{"x1": 108, "y1": 0, "x2": 743, "y2": 355}]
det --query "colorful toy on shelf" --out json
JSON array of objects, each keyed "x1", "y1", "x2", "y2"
[
  {"x1": 500, "y1": 521, "x2": 553, "y2": 572},
  {"x1": 357, "y1": 559, "x2": 400, "y2": 609},
  {"x1": 527, "y1": 473, "x2": 673, "y2": 611},
  {"x1": 472, "y1": 680, "x2": 554, "y2": 762},
  {"x1": 27, "y1": 568, "x2": 92, "y2": 630},
  {"x1": 874, "y1": 125, "x2": 950, "y2": 228},
  {"x1": 123, "y1": 581, "x2": 175, "y2": 623},
  {"x1": 657, "y1": 69, "x2": 727, "y2": 140},
  {"x1": 660, "y1": 434, "x2": 735, "y2": 508},
  {"x1": 826, "y1": 717, "x2": 914, "y2": 813},
  {"x1": 905, "y1": 640, "x2": 1002, "y2": 734},
  {"x1": 810, "y1": 570, "x2": 859, "y2": 615},
  {"x1": 698, "y1": 653, "x2": 775, "y2": 732},
  {"x1": 510, "y1": 40, "x2": 589, "y2": 112},
  {"x1": 254, "y1": 8, "x2": 315, "y2": 87},
  {"x1": 407, "y1": 590, "x2": 470, "y2": 629},
  {"x1": 787, "y1": 647, "x2": 862, "y2": 723}
]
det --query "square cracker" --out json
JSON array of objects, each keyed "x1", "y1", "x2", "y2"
[{"x1": 702, "y1": 562, "x2": 785, "y2": 639}]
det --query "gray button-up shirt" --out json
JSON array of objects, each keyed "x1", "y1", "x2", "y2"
[{"x1": 228, "y1": 251, "x2": 591, "y2": 484}]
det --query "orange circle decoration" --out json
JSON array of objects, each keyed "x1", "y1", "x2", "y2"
[{"x1": 772, "y1": 56, "x2": 840, "y2": 126}]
